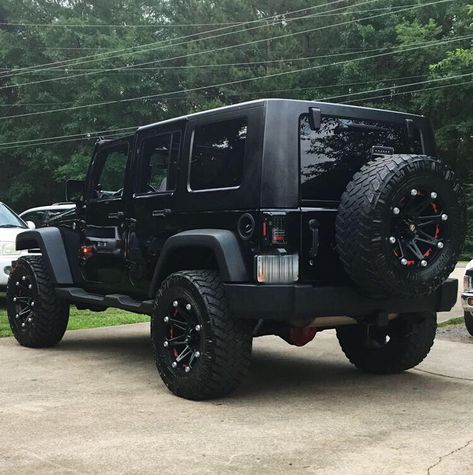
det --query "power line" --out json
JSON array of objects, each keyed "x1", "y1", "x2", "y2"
[
  {"x1": 0, "y1": 32, "x2": 467, "y2": 122},
  {"x1": 0, "y1": 0, "x2": 351, "y2": 78},
  {"x1": 0, "y1": 79, "x2": 471, "y2": 152},
  {"x1": 0, "y1": 0, "x2": 453, "y2": 91},
  {"x1": 345, "y1": 78, "x2": 473, "y2": 104},
  {"x1": 321, "y1": 71, "x2": 473, "y2": 102},
  {"x1": 0, "y1": 1, "x2": 364, "y2": 85},
  {"x1": 0, "y1": 73, "x2": 428, "y2": 108},
  {"x1": 9, "y1": 35, "x2": 467, "y2": 74},
  {"x1": 0, "y1": 5, "x2": 410, "y2": 29}
]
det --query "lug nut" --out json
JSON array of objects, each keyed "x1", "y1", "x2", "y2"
[
  {"x1": 185, "y1": 367, "x2": 191, "y2": 373},
  {"x1": 393, "y1": 207, "x2": 400, "y2": 215},
  {"x1": 437, "y1": 242, "x2": 444, "y2": 249},
  {"x1": 411, "y1": 189, "x2": 418, "y2": 196},
  {"x1": 15, "y1": 313, "x2": 19, "y2": 319},
  {"x1": 163, "y1": 341, "x2": 169, "y2": 348},
  {"x1": 421, "y1": 260, "x2": 428, "y2": 267},
  {"x1": 389, "y1": 236, "x2": 396, "y2": 244},
  {"x1": 172, "y1": 300, "x2": 178, "y2": 308},
  {"x1": 30, "y1": 301, "x2": 35, "y2": 307},
  {"x1": 185, "y1": 303, "x2": 191, "y2": 311},
  {"x1": 22, "y1": 276, "x2": 26, "y2": 281},
  {"x1": 441, "y1": 214, "x2": 448, "y2": 221},
  {"x1": 431, "y1": 192, "x2": 438, "y2": 199},
  {"x1": 195, "y1": 325, "x2": 201, "y2": 332},
  {"x1": 163, "y1": 316, "x2": 169, "y2": 323},
  {"x1": 27, "y1": 317, "x2": 32, "y2": 322},
  {"x1": 13, "y1": 297, "x2": 17, "y2": 302},
  {"x1": 28, "y1": 284, "x2": 32, "y2": 289},
  {"x1": 401, "y1": 258, "x2": 408, "y2": 266},
  {"x1": 21, "y1": 322, "x2": 26, "y2": 328},
  {"x1": 171, "y1": 362, "x2": 177, "y2": 368},
  {"x1": 194, "y1": 351, "x2": 201, "y2": 358},
  {"x1": 15, "y1": 281, "x2": 19, "y2": 286}
]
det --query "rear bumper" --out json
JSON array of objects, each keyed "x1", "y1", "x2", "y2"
[{"x1": 224, "y1": 278, "x2": 458, "y2": 321}]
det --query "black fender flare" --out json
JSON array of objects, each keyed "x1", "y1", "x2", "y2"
[
  {"x1": 16, "y1": 228, "x2": 74, "y2": 285},
  {"x1": 149, "y1": 229, "x2": 248, "y2": 297}
]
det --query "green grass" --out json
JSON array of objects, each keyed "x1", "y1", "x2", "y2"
[
  {"x1": 438, "y1": 316, "x2": 465, "y2": 328},
  {"x1": 0, "y1": 299, "x2": 149, "y2": 338}
]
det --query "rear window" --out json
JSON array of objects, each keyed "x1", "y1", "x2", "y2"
[
  {"x1": 189, "y1": 118, "x2": 247, "y2": 191},
  {"x1": 300, "y1": 114, "x2": 423, "y2": 201}
]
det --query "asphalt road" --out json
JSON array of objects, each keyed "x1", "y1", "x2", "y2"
[{"x1": 1, "y1": 323, "x2": 472, "y2": 474}]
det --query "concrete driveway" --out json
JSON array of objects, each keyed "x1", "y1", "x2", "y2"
[{"x1": 1, "y1": 324, "x2": 472, "y2": 474}]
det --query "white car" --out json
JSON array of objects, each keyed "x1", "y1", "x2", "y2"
[
  {"x1": 462, "y1": 259, "x2": 473, "y2": 336},
  {"x1": 19, "y1": 203, "x2": 75, "y2": 228},
  {"x1": 0, "y1": 202, "x2": 34, "y2": 291}
]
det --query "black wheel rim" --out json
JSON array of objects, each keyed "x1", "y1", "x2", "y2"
[
  {"x1": 389, "y1": 188, "x2": 447, "y2": 269},
  {"x1": 162, "y1": 298, "x2": 202, "y2": 373},
  {"x1": 11, "y1": 273, "x2": 36, "y2": 331}
]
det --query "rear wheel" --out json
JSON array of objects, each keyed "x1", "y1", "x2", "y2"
[
  {"x1": 7, "y1": 256, "x2": 69, "y2": 348},
  {"x1": 465, "y1": 312, "x2": 473, "y2": 337},
  {"x1": 151, "y1": 270, "x2": 253, "y2": 400},
  {"x1": 337, "y1": 313, "x2": 436, "y2": 374}
]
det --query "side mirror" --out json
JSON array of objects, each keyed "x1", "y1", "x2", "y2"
[
  {"x1": 66, "y1": 179, "x2": 85, "y2": 202},
  {"x1": 26, "y1": 221, "x2": 36, "y2": 230}
]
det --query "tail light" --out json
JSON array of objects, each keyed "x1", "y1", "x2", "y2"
[
  {"x1": 256, "y1": 254, "x2": 299, "y2": 283},
  {"x1": 262, "y1": 213, "x2": 287, "y2": 246}
]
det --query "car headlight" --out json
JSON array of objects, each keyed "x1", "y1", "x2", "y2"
[
  {"x1": 0, "y1": 241, "x2": 21, "y2": 256},
  {"x1": 465, "y1": 274, "x2": 473, "y2": 293}
]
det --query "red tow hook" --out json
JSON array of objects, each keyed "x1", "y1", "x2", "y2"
[{"x1": 286, "y1": 326, "x2": 317, "y2": 347}]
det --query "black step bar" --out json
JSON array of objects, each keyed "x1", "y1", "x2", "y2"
[{"x1": 55, "y1": 287, "x2": 154, "y2": 315}]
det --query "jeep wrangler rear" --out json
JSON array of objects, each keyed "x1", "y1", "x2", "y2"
[{"x1": 7, "y1": 99, "x2": 465, "y2": 400}]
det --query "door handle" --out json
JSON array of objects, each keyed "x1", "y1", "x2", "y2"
[
  {"x1": 152, "y1": 209, "x2": 171, "y2": 218},
  {"x1": 108, "y1": 211, "x2": 125, "y2": 220}
]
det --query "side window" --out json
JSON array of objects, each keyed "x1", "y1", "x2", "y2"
[
  {"x1": 139, "y1": 132, "x2": 181, "y2": 193},
  {"x1": 93, "y1": 146, "x2": 128, "y2": 199},
  {"x1": 189, "y1": 118, "x2": 247, "y2": 191}
]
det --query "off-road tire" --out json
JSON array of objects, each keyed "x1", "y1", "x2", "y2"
[
  {"x1": 465, "y1": 312, "x2": 473, "y2": 337},
  {"x1": 337, "y1": 312, "x2": 436, "y2": 374},
  {"x1": 336, "y1": 154, "x2": 465, "y2": 298},
  {"x1": 151, "y1": 270, "x2": 253, "y2": 400},
  {"x1": 7, "y1": 256, "x2": 69, "y2": 348}
]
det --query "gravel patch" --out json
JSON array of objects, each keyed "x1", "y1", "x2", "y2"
[{"x1": 437, "y1": 324, "x2": 473, "y2": 344}]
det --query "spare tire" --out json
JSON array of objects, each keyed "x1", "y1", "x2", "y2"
[{"x1": 336, "y1": 154, "x2": 466, "y2": 298}]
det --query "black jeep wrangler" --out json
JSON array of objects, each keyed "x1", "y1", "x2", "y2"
[{"x1": 7, "y1": 99, "x2": 466, "y2": 400}]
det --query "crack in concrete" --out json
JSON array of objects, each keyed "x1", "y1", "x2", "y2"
[
  {"x1": 426, "y1": 439, "x2": 473, "y2": 474},
  {"x1": 414, "y1": 368, "x2": 473, "y2": 382}
]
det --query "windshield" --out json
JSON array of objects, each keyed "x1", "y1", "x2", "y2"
[{"x1": 0, "y1": 203, "x2": 27, "y2": 228}]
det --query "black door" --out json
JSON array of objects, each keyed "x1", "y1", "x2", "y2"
[
  {"x1": 82, "y1": 139, "x2": 132, "y2": 293},
  {"x1": 126, "y1": 125, "x2": 183, "y2": 295}
]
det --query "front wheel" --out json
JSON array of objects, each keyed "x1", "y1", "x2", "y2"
[
  {"x1": 7, "y1": 256, "x2": 69, "y2": 348},
  {"x1": 337, "y1": 313, "x2": 436, "y2": 374},
  {"x1": 465, "y1": 312, "x2": 473, "y2": 337},
  {"x1": 151, "y1": 270, "x2": 253, "y2": 400}
]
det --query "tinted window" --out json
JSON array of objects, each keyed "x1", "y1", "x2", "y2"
[
  {"x1": 21, "y1": 211, "x2": 47, "y2": 227},
  {"x1": 300, "y1": 115, "x2": 423, "y2": 201},
  {"x1": 190, "y1": 118, "x2": 247, "y2": 191},
  {"x1": 139, "y1": 132, "x2": 181, "y2": 193},
  {"x1": 93, "y1": 146, "x2": 128, "y2": 199}
]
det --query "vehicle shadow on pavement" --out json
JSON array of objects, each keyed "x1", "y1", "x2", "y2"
[{"x1": 45, "y1": 329, "x2": 450, "y2": 403}]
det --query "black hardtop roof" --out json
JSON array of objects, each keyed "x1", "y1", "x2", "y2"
[
  {"x1": 138, "y1": 98, "x2": 425, "y2": 131},
  {"x1": 99, "y1": 98, "x2": 425, "y2": 146}
]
